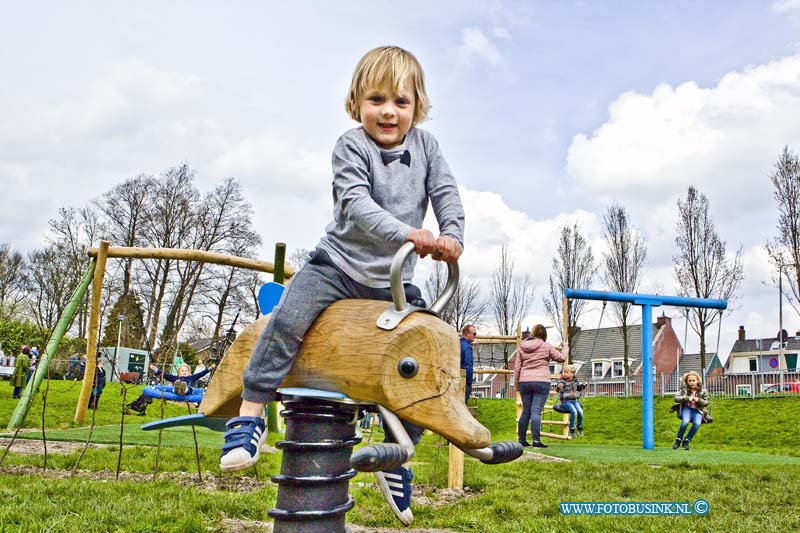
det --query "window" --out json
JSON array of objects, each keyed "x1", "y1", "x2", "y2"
[
  {"x1": 549, "y1": 364, "x2": 556, "y2": 375},
  {"x1": 613, "y1": 361, "x2": 624, "y2": 377},
  {"x1": 748, "y1": 358, "x2": 758, "y2": 372},
  {"x1": 593, "y1": 362, "x2": 604, "y2": 378}
]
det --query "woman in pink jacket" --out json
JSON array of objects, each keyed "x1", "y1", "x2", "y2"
[{"x1": 514, "y1": 324, "x2": 568, "y2": 448}]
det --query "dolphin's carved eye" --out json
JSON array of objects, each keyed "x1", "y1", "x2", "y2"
[{"x1": 397, "y1": 357, "x2": 419, "y2": 378}]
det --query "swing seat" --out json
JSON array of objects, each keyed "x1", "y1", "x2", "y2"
[{"x1": 143, "y1": 384, "x2": 205, "y2": 404}]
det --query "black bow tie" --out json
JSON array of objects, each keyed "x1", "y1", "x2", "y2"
[{"x1": 380, "y1": 149, "x2": 411, "y2": 167}]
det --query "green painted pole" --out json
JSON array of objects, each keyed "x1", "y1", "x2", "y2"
[
  {"x1": 8, "y1": 261, "x2": 96, "y2": 430},
  {"x1": 266, "y1": 242, "x2": 287, "y2": 433}
]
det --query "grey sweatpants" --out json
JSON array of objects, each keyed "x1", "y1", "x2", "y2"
[{"x1": 241, "y1": 250, "x2": 424, "y2": 444}]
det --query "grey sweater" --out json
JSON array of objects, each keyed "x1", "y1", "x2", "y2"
[{"x1": 316, "y1": 126, "x2": 465, "y2": 288}]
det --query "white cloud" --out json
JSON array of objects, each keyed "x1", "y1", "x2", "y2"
[
  {"x1": 417, "y1": 185, "x2": 601, "y2": 337},
  {"x1": 566, "y1": 54, "x2": 800, "y2": 224},
  {"x1": 773, "y1": 0, "x2": 800, "y2": 14},
  {"x1": 492, "y1": 26, "x2": 512, "y2": 42},
  {"x1": 456, "y1": 27, "x2": 506, "y2": 66},
  {"x1": 209, "y1": 134, "x2": 333, "y2": 254}
]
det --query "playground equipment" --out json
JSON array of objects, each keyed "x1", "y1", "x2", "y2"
[
  {"x1": 142, "y1": 384, "x2": 205, "y2": 404},
  {"x1": 472, "y1": 332, "x2": 572, "y2": 442},
  {"x1": 538, "y1": 390, "x2": 571, "y2": 440},
  {"x1": 563, "y1": 288, "x2": 727, "y2": 450},
  {"x1": 146, "y1": 243, "x2": 523, "y2": 531},
  {"x1": 7, "y1": 240, "x2": 293, "y2": 431}
]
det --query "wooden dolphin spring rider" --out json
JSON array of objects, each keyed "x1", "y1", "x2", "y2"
[{"x1": 144, "y1": 243, "x2": 523, "y2": 531}]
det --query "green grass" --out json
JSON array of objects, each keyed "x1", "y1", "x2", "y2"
[{"x1": 0, "y1": 381, "x2": 799, "y2": 531}]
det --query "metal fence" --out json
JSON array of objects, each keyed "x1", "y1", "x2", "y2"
[{"x1": 472, "y1": 371, "x2": 800, "y2": 400}]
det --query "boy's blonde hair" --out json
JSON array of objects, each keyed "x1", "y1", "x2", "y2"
[
  {"x1": 563, "y1": 364, "x2": 577, "y2": 374},
  {"x1": 682, "y1": 371, "x2": 703, "y2": 389},
  {"x1": 178, "y1": 364, "x2": 191, "y2": 374},
  {"x1": 345, "y1": 46, "x2": 430, "y2": 125}
]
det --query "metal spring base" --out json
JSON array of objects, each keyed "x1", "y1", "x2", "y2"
[{"x1": 269, "y1": 398, "x2": 362, "y2": 533}]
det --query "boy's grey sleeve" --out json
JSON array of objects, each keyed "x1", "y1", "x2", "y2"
[
  {"x1": 425, "y1": 137, "x2": 465, "y2": 248},
  {"x1": 331, "y1": 137, "x2": 414, "y2": 243}
]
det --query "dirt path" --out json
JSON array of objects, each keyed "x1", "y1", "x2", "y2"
[{"x1": 0, "y1": 436, "x2": 111, "y2": 455}]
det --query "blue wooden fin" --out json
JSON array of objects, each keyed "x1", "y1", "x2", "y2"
[
  {"x1": 258, "y1": 281, "x2": 285, "y2": 315},
  {"x1": 141, "y1": 413, "x2": 228, "y2": 432}
]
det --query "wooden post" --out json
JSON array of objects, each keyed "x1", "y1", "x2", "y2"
[
  {"x1": 562, "y1": 296, "x2": 570, "y2": 364},
  {"x1": 448, "y1": 444, "x2": 464, "y2": 489},
  {"x1": 267, "y1": 242, "x2": 287, "y2": 434},
  {"x1": 75, "y1": 240, "x2": 109, "y2": 425},
  {"x1": 448, "y1": 369, "x2": 466, "y2": 490}
]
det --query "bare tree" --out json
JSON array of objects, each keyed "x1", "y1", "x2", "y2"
[
  {"x1": 765, "y1": 146, "x2": 800, "y2": 316},
  {"x1": 289, "y1": 248, "x2": 312, "y2": 270},
  {"x1": 246, "y1": 270, "x2": 268, "y2": 320},
  {"x1": 150, "y1": 173, "x2": 260, "y2": 362},
  {"x1": 137, "y1": 164, "x2": 198, "y2": 357},
  {"x1": 423, "y1": 261, "x2": 485, "y2": 331},
  {"x1": 489, "y1": 245, "x2": 534, "y2": 366},
  {"x1": 602, "y1": 204, "x2": 647, "y2": 375},
  {"x1": 673, "y1": 186, "x2": 744, "y2": 374},
  {"x1": 0, "y1": 243, "x2": 26, "y2": 319},
  {"x1": 26, "y1": 245, "x2": 74, "y2": 333},
  {"x1": 543, "y1": 223, "x2": 597, "y2": 349},
  {"x1": 199, "y1": 218, "x2": 262, "y2": 348},
  {"x1": 47, "y1": 206, "x2": 105, "y2": 337},
  {"x1": 93, "y1": 174, "x2": 154, "y2": 296}
]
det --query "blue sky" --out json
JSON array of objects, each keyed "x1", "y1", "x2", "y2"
[{"x1": 2, "y1": 1, "x2": 800, "y2": 357}]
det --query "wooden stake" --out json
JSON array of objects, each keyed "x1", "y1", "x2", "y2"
[
  {"x1": 448, "y1": 444, "x2": 464, "y2": 490},
  {"x1": 75, "y1": 240, "x2": 109, "y2": 425},
  {"x1": 562, "y1": 296, "x2": 570, "y2": 364}
]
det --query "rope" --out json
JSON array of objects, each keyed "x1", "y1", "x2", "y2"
[
  {"x1": 588, "y1": 301, "x2": 607, "y2": 358},
  {"x1": 188, "y1": 402, "x2": 203, "y2": 482},
  {"x1": 709, "y1": 310, "x2": 724, "y2": 416}
]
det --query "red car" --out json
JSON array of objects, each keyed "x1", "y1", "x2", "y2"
[{"x1": 763, "y1": 382, "x2": 800, "y2": 394}]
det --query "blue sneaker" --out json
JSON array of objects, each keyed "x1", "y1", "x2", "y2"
[
  {"x1": 374, "y1": 465, "x2": 413, "y2": 526},
  {"x1": 220, "y1": 416, "x2": 267, "y2": 472}
]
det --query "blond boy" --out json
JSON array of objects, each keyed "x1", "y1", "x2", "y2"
[{"x1": 220, "y1": 46, "x2": 465, "y2": 526}]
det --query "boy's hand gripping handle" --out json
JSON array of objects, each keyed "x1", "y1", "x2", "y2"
[{"x1": 377, "y1": 242, "x2": 459, "y2": 330}]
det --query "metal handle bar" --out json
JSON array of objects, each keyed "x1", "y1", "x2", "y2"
[{"x1": 390, "y1": 242, "x2": 459, "y2": 315}]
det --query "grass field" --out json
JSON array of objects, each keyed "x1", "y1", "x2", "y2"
[{"x1": 0, "y1": 380, "x2": 799, "y2": 532}]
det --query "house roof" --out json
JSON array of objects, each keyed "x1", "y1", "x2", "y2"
[
  {"x1": 569, "y1": 325, "x2": 649, "y2": 362},
  {"x1": 730, "y1": 336, "x2": 800, "y2": 353},
  {"x1": 675, "y1": 352, "x2": 719, "y2": 376}
]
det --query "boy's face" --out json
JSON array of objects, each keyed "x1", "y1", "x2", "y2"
[
  {"x1": 359, "y1": 79, "x2": 415, "y2": 149},
  {"x1": 686, "y1": 375, "x2": 699, "y2": 389},
  {"x1": 178, "y1": 366, "x2": 191, "y2": 377},
  {"x1": 565, "y1": 371, "x2": 575, "y2": 380}
]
